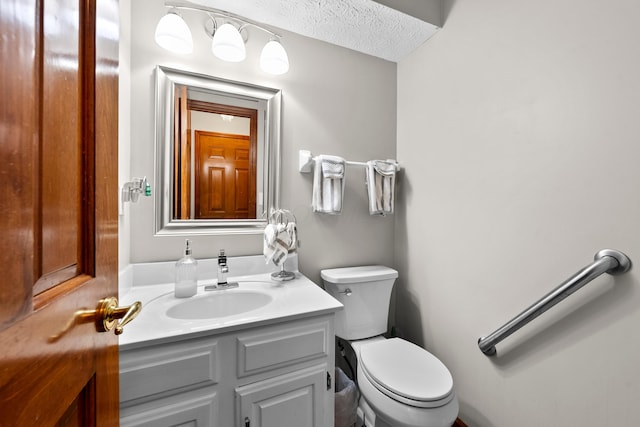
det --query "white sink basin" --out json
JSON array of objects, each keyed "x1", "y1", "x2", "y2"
[
  {"x1": 166, "y1": 290, "x2": 273, "y2": 320},
  {"x1": 118, "y1": 266, "x2": 345, "y2": 347}
]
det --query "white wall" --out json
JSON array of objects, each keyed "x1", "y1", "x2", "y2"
[
  {"x1": 122, "y1": 0, "x2": 397, "y2": 285},
  {"x1": 397, "y1": 0, "x2": 640, "y2": 425},
  {"x1": 118, "y1": 0, "x2": 131, "y2": 271}
]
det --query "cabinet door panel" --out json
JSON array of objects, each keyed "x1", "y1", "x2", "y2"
[
  {"x1": 236, "y1": 365, "x2": 326, "y2": 427},
  {"x1": 120, "y1": 339, "x2": 219, "y2": 405},
  {"x1": 237, "y1": 319, "x2": 329, "y2": 378},
  {"x1": 121, "y1": 391, "x2": 217, "y2": 427}
]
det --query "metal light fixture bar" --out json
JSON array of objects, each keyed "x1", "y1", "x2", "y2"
[{"x1": 164, "y1": 0, "x2": 282, "y2": 38}]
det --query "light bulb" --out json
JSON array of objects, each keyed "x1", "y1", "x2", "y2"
[
  {"x1": 260, "y1": 40, "x2": 289, "y2": 75},
  {"x1": 212, "y1": 23, "x2": 246, "y2": 62},
  {"x1": 154, "y1": 11, "x2": 193, "y2": 54}
]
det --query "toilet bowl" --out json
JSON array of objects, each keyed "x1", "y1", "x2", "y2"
[
  {"x1": 353, "y1": 338, "x2": 458, "y2": 427},
  {"x1": 322, "y1": 266, "x2": 458, "y2": 427}
]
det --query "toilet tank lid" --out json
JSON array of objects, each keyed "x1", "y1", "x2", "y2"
[{"x1": 321, "y1": 265, "x2": 398, "y2": 284}]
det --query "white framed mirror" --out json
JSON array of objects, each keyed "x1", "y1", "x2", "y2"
[{"x1": 154, "y1": 66, "x2": 281, "y2": 235}]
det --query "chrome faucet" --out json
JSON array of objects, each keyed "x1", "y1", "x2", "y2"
[
  {"x1": 217, "y1": 249, "x2": 229, "y2": 285},
  {"x1": 204, "y1": 249, "x2": 238, "y2": 290}
]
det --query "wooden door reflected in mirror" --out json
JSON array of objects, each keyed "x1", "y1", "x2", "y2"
[{"x1": 173, "y1": 88, "x2": 258, "y2": 220}]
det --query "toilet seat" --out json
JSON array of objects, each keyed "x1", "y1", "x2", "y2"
[{"x1": 359, "y1": 338, "x2": 454, "y2": 408}]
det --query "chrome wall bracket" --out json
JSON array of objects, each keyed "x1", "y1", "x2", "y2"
[{"x1": 122, "y1": 176, "x2": 151, "y2": 203}]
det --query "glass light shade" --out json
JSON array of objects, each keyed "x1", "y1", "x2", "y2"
[
  {"x1": 154, "y1": 12, "x2": 193, "y2": 54},
  {"x1": 211, "y1": 23, "x2": 246, "y2": 62},
  {"x1": 260, "y1": 40, "x2": 289, "y2": 75}
]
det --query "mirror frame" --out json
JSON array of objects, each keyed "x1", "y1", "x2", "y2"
[{"x1": 154, "y1": 66, "x2": 282, "y2": 235}]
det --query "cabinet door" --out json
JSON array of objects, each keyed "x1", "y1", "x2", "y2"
[{"x1": 236, "y1": 365, "x2": 328, "y2": 427}]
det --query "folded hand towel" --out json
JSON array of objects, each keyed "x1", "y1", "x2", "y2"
[
  {"x1": 365, "y1": 160, "x2": 397, "y2": 216},
  {"x1": 312, "y1": 155, "x2": 346, "y2": 214}
]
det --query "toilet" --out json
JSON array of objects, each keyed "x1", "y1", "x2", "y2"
[{"x1": 322, "y1": 265, "x2": 459, "y2": 427}]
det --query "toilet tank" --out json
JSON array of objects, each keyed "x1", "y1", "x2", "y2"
[{"x1": 321, "y1": 266, "x2": 398, "y2": 340}]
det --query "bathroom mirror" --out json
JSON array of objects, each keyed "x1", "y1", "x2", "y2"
[{"x1": 154, "y1": 66, "x2": 281, "y2": 235}]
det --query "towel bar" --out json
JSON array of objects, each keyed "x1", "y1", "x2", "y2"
[{"x1": 298, "y1": 150, "x2": 399, "y2": 173}]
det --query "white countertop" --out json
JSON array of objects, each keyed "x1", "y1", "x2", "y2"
[{"x1": 119, "y1": 270, "x2": 343, "y2": 349}]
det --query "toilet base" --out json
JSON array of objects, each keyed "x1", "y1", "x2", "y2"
[{"x1": 357, "y1": 397, "x2": 393, "y2": 427}]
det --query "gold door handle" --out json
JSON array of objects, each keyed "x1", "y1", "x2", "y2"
[
  {"x1": 94, "y1": 297, "x2": 142, "y2": 335},
  {"x1": 49, "y1": 297, "x2": 142, "y2": 342}
]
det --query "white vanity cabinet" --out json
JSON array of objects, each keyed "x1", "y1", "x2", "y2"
[{"x1": 120, "y1": 314, "x2": 336, "y2": 427}]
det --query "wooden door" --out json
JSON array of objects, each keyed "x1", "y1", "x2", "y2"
[
  {"x1": 0, "y1": 0, "x2": 121, "y2": 425},
  {"x1": 195, "y1": 131, "x2": 257, "y2": 219},
  {"x1": 174, "y1": 85, "x2": 191, "y2": 219}
]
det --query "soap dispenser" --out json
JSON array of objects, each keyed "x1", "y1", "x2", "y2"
[{"x1": 175, "y1": 239, "x2": 197, "y2": 298}]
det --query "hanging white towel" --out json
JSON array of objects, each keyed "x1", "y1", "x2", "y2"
[
  {"x1": 263, "y1": 223, "x2": 290, "y2": 266},
  {"x1": 263, "y1": 221, "x2": 298, "y2": 266},
  {"x1": 312, "y1": 155, "x2": 346, "y2": 214},
  {"x1": 365, "y1": 160, "x2": 397, "y2": 216},
  {"x1": 286, "y1": 222, "x2": 298, "y2": 251}
]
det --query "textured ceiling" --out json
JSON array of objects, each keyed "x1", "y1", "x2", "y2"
[{"x1": 182, "y1": 0, "x2": 440, "y2": 62}]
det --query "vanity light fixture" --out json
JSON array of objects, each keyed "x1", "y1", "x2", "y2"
[
  {"x1": 260, "y1": 39, "x2": 290, "y2": 75},
  {"x1": 154, "y1": 9, "x2": 193, "y2": 54},
  {"x1": 211, "y1": 22, "x2": 246, "y2": 62},
  {"x1": 155, "y1": 2, "x2": 290, "y2": 75}
]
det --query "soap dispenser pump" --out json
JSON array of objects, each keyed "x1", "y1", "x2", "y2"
[{"x1": 175, "y1": 239, "x2": 197, "y2": 298}]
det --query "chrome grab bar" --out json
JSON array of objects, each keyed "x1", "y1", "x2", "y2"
[{"x1": 478, "y1": 249, "x2": 631, "y2": 356}]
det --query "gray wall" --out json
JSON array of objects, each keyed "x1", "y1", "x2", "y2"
[
  {"x1": 121, "y1": 0, "x2": 397, "y2": 285},
  {"x1": 396, "y1": 0, "x2": 640, "y2": 425}
]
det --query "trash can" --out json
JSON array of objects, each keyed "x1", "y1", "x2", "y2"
[{"x1": 335, "y1": 367, "x2": 358, "y2": 427}]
